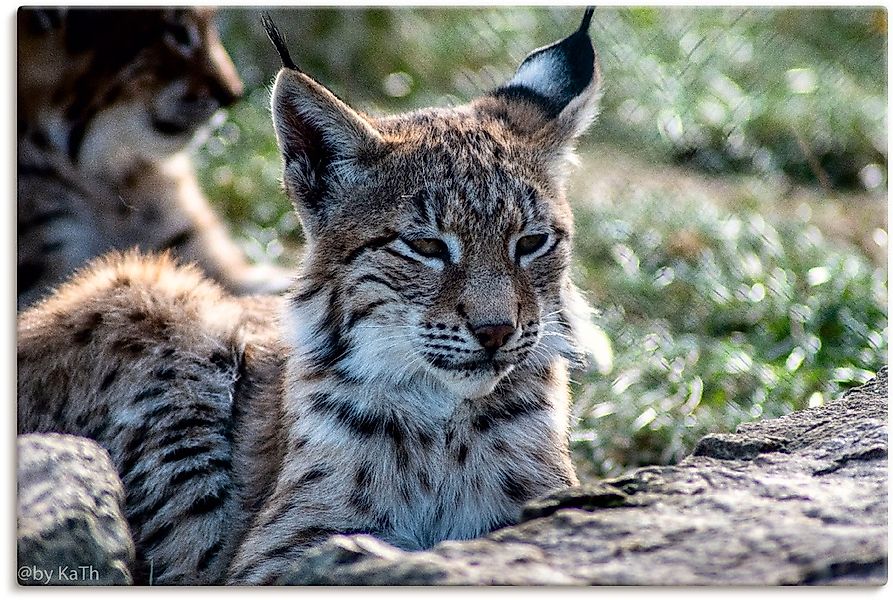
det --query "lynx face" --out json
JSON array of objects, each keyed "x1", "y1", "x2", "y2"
[
  {"x1": 19, "y1": 8, "x2": 243, "y2": 164},
  {"x1": 270, "y1": 17, "x2": 600, "y2": 399},
  {"x1": 75, "y1": 7, "x2": 243, "y2": 164},
  {"x1": 314, "y1": 117, "x2": 578, "y2": 399}
]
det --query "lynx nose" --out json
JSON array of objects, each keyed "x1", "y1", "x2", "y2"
[
  {"x1": 472, "y1": 323, "x2": 517, "y2": 352},
  {"x1": 209, "y1": 77, "x2": 243, "y2": 108}
]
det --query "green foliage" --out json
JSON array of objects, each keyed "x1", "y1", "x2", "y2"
[
  {"x1": 194, "y1": 90, "x2": 302, "y2": 266},
  {"x1": 594, "y1": 7, "x2": 887, "y2": 188},
  {"x1": 571, "y1": 193, "x2": 887, "y2": 477}
]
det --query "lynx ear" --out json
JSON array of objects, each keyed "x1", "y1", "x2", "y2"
[
  {"x1": 264, "y1": 16, "x2": 382, "y2": 231},
  {"x1": 481, "y1": 8, "x2": 601, "y2": 145}
]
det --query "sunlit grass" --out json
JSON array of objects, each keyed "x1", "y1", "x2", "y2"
[{"x1": 570, "y1": 189, "x2": 886, "y2": 478}]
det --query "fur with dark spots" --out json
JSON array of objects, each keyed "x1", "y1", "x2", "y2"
[
  {"x1": 127, "y1": 494, "x2": 173, "y2": 532},
  {"x1": 209, "y1": 350, "x2": 233, "y2": 371},
  {"x1": 348, "y1": 487, "x2": 375, "y2": 515},
  {"x1": 155, "y1": 367, "x2": 176, "y2": 381},
  {"x1": 500, "y1": 472, "x2": 532, "y2": 504},
  {"x1": 158, "y1": 442, "x2": 215, "y2": 465},
  {"x1": 308, "y1": 392, "x2": 379, "y2": 437},
  {"x1": 455, "y1": 442, "x2": 469, "y2": 465},
  {"x1": 383, "y1": 417, "x2": 405, "y2": 447},
  {"x1": 349, "y1": 463, "x2": 375, "y2": 513},
  {"x1": 354, "y1": 463, "x2": 372, "y2": 488},
  {"x1": 142, "y1": 400, "x2": 186, "y2": 422},
  {"x1": 354, "y1": 273, "x2": 402, "y2": 294},
  {"x1": 18, "y1": 260, "x2": 47, "y2": 294},
  {"x1": 112, "y1": 338, "x2": 146, "y2": 355},
  {"x1": 168, "y1": 457, "x2": 232, "y2": 488},
  {"x1": 40, "y1": 240, "x2": 65, "y2": 253},
  {"x1": 471, "y1": 394, "x2": 550, "y2": 432},
  {"x1": 186, "y1": 484, "x2": 230, "y2": 517},
  {"x1": 261, "y1": 526, "x2": 339, "y2": 560},
  {"x1": 418, "y1": 430, "x2": 435, "y2": 450},
  {"x1": 394, "y1": 441, "x2": 410, "y2": 471},
  {"x1": 196, "y1": 539, "x2": 225, "y2": 573},
  {"x1": 117, "y1": 424, "x2": 150, "y2": 479},
  {"x1": 346, "y1": 299, "x2": 391, "y2": 329},
  {"x1": 18, "y1": 208, "x2": 74, "y2": 236},
  {"x1": 160, "y1": 229, "x2": 196, "y2": 251},
  {"x1": 139, "y1": 521, "x2": 174, "y2": 552},
  {"x1": 296, "y1": 466, "x2": 328, "y2": 486},
  {"x1": 293, "y1": 281, "x2": 327, "y2": 304},
  {"x1": 74, "y1": 411, "x2": 91, "y2": 429},
  {"x1": 156, "y1": 414, "x2": 221, "y2": 442},
  {"x1": 382, "y1": 246, "x2": 417, "y2": 264},
  {"x1": 71, "y1": 312, "x2": 103, "y2": 345},
  {"x1": 304, "y1": 291, "x2": 350, "y2": 374},
  {"x1": 133, "y1": 386, "x2": 165, "y2": 403},
  {"x1": 416, "y1": 468, "x2": 432, "y2": 493},
  {"x1": 341, "y1": 232, "x2": 399, "y2": 264}
]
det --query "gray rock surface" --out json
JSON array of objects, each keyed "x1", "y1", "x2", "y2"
[
  {"x1": 17, "y1": 433, "x2": 134, "y2": 585},
  {"x1": 280, "y1": 368, "x2": 888, "y2": 585}
]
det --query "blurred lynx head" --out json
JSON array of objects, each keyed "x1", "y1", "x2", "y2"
[
  {"x1": 18, "y1": 7, "x2": 243, "y2": 168},
  {"x1": 266, "y1": 10, "x2": 603, "y2": 399}
]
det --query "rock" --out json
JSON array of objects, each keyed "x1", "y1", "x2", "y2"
[
  {"x1": 277, "y1": 535, "x2": 455, "y2": 586},
  {"x1": 281, "y1": 368, "x2": 888, "y2": 585},
  {"x1": 520, "y1": 483, "x2": 632, "y2": 521},
  {"x1": 17, "y1": 433, "x2": 134, "y2": 585},
  {"x1": 277, "y1": 535, "x2": 579, "y2": 585}
]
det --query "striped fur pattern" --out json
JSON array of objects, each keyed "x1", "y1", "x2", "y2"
[
  {"x1": 17, "y1": 252, "x2": 289, "y2": 584},
  {"x1": 17, "y1": 8, "x2": 291, "y2": 310},
  {"x1": 17, "y1": 11, "x2": 600, "y2": 585}
]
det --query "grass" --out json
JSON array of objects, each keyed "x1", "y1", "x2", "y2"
[
  {"x1": 569, "y1": 178, "x2": 886, "y2": 478},
  {"x1": 192, "y1": 7, "x2": 888, "y2": 478}
]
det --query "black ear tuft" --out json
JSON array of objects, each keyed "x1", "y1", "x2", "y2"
[
  {"x1": 262, "y1": 12, "x2": 298, "y2": 71},
  {"x1": 492, "y1": 7, "x2": 597, "y2": 119},
  {"x1": 579, "y1": 6, "x2": 595, "y2": 33}
]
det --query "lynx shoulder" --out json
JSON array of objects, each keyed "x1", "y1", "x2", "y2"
[
  {"x1": 17, "y1": 8, "x2": 290, "y2": 310},
  {"x1": 17, "y1": 9, "x2": 601, "y2": 585}
]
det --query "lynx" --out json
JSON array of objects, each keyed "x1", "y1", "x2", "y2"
[
  {"x1": 17, "y1": 9, "x2": 601, "y2": 585},
  {"x1": 17, "y1": 8, "x2": 291, "y2": 310}
]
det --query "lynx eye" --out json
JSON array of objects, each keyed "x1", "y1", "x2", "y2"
[
  {"x1": 165, "y1": 21, "x2": 198, "y2": 54},
  {"x1": 515, "y1": 234, "x2": 549, "y2": 257},
  {"x1": 405, "y1": 238, "x2": 450, "y2": 262}
]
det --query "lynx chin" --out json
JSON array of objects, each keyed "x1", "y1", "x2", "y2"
[{"x1": 17, "y1": 8, "x2": 603, "y2": 585}]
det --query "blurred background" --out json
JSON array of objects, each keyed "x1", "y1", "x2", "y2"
[{"x1": 194, "y1": 6, "x2": 888, "y2": 480}]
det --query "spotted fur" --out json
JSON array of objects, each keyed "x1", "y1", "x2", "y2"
[
  {"x1": 18, "y1": 9, "x2": 601, "y2": 585},
  {"x1": 17, "y1": 8, "x2": 291, "y2": 310}
]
